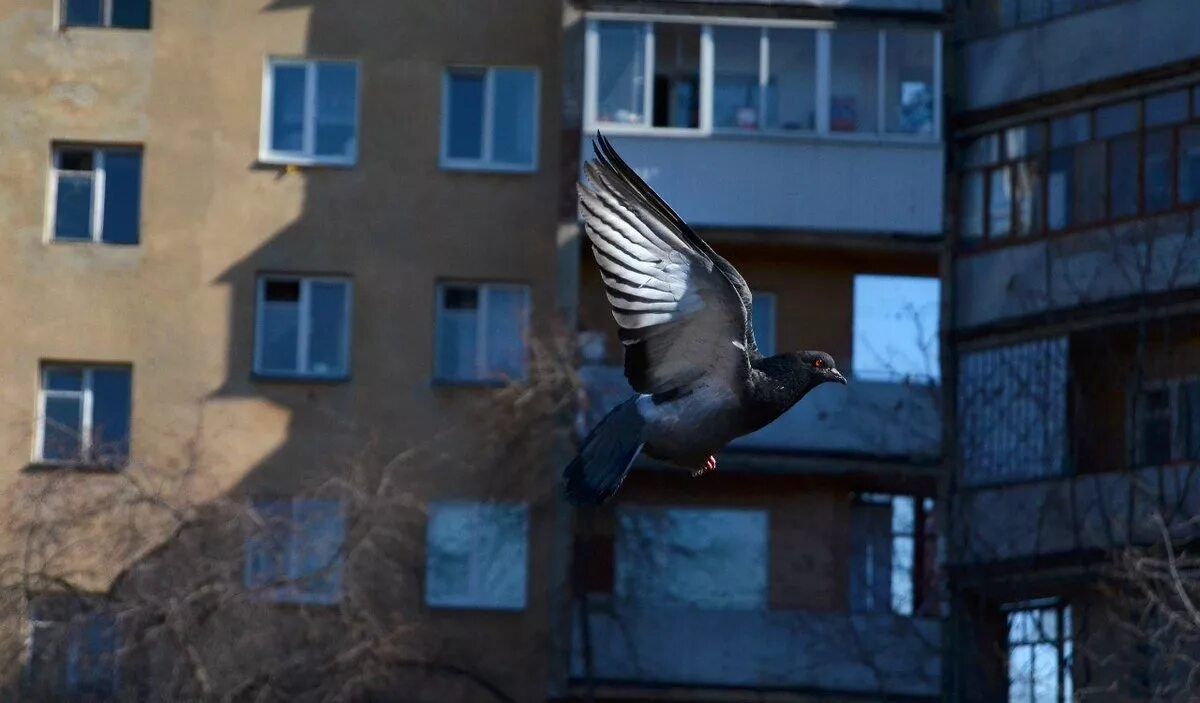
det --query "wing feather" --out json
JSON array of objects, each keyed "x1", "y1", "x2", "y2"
[{"x1": 578, "y1": 134, "x2": 757, "y2": 396}]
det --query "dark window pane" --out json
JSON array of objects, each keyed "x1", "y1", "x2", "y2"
[
  {"x1": 314, "y1": 63, "x2": 357, "y2": 159},
  {"x1": 989, "y1": 167, "x2": 1012, "y2": 238},
  {"x1": 111, "y1": 0, "x2": 150, "y2": 29},
  {"x1": 491, "y1": 69, "x2": 537, "y2": 166},
  {"x1": 59, "y1": 149, "x2": 94, "y2": 171},
  {"x1": 713, "y1": 26, "x2": 761, "y2": 130},
  {"x1": 1145, "y1": 129, "x2": 1175, "y2": 213},
  {"x1": 443, "y1": 286, "x2": 479, "y2": 310},
  {"x1": 765, "y1": 28, "x2": 816, "y2": 132},
  {"x1": 75, "y1": 613, "x2": 117, "y2": 696},
  {"x1": 46, "y1": 368, "x2": 83, "y2": 392},
  {"x1": 264, "y1": 280, "x2": 300, "y2": 302},
  {"x1": 1096, "y1": 101, "x2": 1138, "y2": 139},
  {"x1": 55, "y1": 174, "x2": 94, "y2": 240},
  {"x1": 1050, "y1": 113, "x2": 1089, "y2": 147},
  {"x1": 43, "y1": 397, "x2": 83, "y2": 461},
  {"x1": 1140, "y1": 416, "x2": 1172, "y2": 466},
  {"x1": 884, "y1": 29, "x2": 934, "y2": 136},
  {"x1": 596, "y1": 22, "x2": 647, "y2": 126},
  {"x1": 964, "y1": 134, "x2": 999, "y2": 168},
  {"x1": 101, "y1": 151, "x2": 141, "y2": 244},
  {"x1": 1014, "y1": 159, "x2": 1043, "y2": 236},
  {"x1": 961, "y1": 172, "x2": 985, "y2": 240},
  {"x1": 1183, "y1": 382, "x2": 1200, "y2": 460},
  {"x1": 1074, "y1": 142, "x2": 1107, "y2": 226},
  {"x1": 829, "y1": 29, "x2": 877, "y2": 133},
  {"x1": 1047, "y1": 149, "x2": 1072, "y2": 230},
  {"x1": 1180, "y1": 126, "x2": 1200, "y2": 205},
  {"x1": 91, "y1": 369, "x2": 132, "y2": 465},
  {"x1": 306, "y1": 282, "x2": 348, "y2": 375},
  {"x1": 271, "y1": 65, "x2": 307, "y2": 154},
  {"x1": 1146, "y1": 91, "x2": 1188, "y2": 128},
  {"x1": 64, "y1": 0, "x2": 103, "y2": 26},
  {"x1": 259, "y1": 294, "x2": 300, "y2": 373},
  {"x1": 446, "y1": 72, "x2": 485, "y2": 160},
  {"x1": 1109, "y1": 135, "x2": 1139, "y2": 219},
  {"x1": 653, "y1": 24, "x2": 702, "y2": 129}
]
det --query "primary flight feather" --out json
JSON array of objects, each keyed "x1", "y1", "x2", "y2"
[{"x1": 563, "y1": 135, "x2": 847, "y2": 506}]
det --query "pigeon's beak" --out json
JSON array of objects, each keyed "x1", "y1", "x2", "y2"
[{"x1": 827, "y1": 368, "x2": 847, "y2": 385}]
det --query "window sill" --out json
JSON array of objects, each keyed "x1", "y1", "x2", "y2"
[
  {"x1": 24, "y1": 461, "x2": 125, "y2": 474},
  {"x1": 255, "y1": 153, "x2": 358, "y2": 170},
  {"x1": 60, "y1": 25, "x2": 151, "y2": 32},
  {"x1": 431, "y1": 377, "x2": 514, "y2": 389},
  {"x1": 46, "y1": 238, "x2": 139, "y2": 247},
  {"x1": 425, "y1": 600, "x2": 526, "y2": 612},
  {"x1": 440, "y1": 159, "x2": 539, "y2": 174},
  {"x1": 252, "y1": 372, "x2": 351, "y2": 385}
]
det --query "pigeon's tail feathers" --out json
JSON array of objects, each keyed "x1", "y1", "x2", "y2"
[{"x1": 563, "y1": 398, "x2": 645, "y2": 507}]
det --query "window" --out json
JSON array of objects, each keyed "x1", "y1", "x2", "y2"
[
  {"x1": 964, "y1": 0, "x2": 1125, "y2": 38},
  {"x1": 62, "y1": 0, "x2": 150, "y2": 29},
  {"x1": 27, "y1": 597, "x2": 118, "y2": 699},
  {"x1": 254, "y1": 276, "x2": 352, "y2": 379},
  {"x1": 261, "y1": 59, "x2": 359, "y2": 166},
  {"x1": 884, "y1": 29, "x2": 935, "y2": 136},
  {"x1": 750, "y1": 291, "x2": 777, "y2": 357},
  {"x1": 425, "y1": 502, "x2": 529, "y2": 610},
  {"x1": 852, "y1": 275, "x2": 940, "y2": 382},
  {"x1": 960, "y1": 83, "x2": 1200, "y2": 247},
  {"x1": 435, "y1": 283, "x2": 529, "y2": 383},
  {"x1": 616, "y1": 507, "x2": 767, "y2": 610},
  {"x1": 850, "y1": 494, "x2": 928, "y2": 616},
  {"x1": 1132, "y1": 380, "x2": 1200, "y2": 467},
  {"x1": 245, "y1": 499, "x2": 345, "y2": 604},
  {"x1": 1007, "y1": 600, "x2": 1073, "y2": 703},
  {"x1": 37, "y1": 365, "x2": 131, "y2": 467},
  {"x1": 830, "y1": 30, "x2": 878, "y2": 133},
  {"x1": 442, "y1": 68, "x2": 539, "y2": 172},
  {"x1": 51, "y1": 146, "x2": 142, "y2": 245},
  {"x1": 587, "y1": 20, "x2": 938, "y2": 140}
]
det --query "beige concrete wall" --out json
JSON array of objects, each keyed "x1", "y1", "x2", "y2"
[{"x1": 0, "y1": 0, "x2": 565, "y2": 699}]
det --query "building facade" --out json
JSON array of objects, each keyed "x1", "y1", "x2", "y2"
[
  {"x1": 562, "y1": 1, "x2": 947, "y2": 700},
  {"x1": 944, "y1": 0, "x2": 1200, "y2": 700},
  {"x1": 0, "y1": 0, "x2": 567, "y2": 700}
]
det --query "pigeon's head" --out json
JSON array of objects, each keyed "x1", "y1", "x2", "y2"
[{"x1": 795, "y1": 351, "x2": 847, "y2": 387}]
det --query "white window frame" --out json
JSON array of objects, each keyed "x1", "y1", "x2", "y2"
[
  {"x1": 244, "y1": 498, "x2": 345, "y2": 605},
  {"x1": 425, "y1": 501, "x2": 530, "y2": 611},
  {"x1": 35, "y1": 365, "x2": 131, "y2": 466},
  {"x1": 47, "y1": 145, "x2": 141, "y2": 244},
  {"x1": 253, "y1": 275, "x2": 353, "y2": 380},
  {"x1": 434, "y1": 282, "x2": 532, "y2": 383},
  {"x1": 583, "y1": 14, "x2": 942, "y2": 144},
  {"x1": 259, "y1": 58, "x2": 361, "y2": 167},
  {"x1": 441, "y1": 67, "x2": 541, "y2": 173}
]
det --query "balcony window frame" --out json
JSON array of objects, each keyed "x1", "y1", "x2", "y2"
[
  {"x1": 253, "y1": 275, "x2": 354, "y2": 381},
  {"x1": 1005, "y1": 598, "x2": 1073, "y2": 703},
  {"x1": 583, "y1": 14, "x2": 941, "y2": 144},
  {"x1": 956, "y1": 83, "x2": 1200, "y2": 253},
  {"x1": 440, "y1": 67, "x2": 541, "y2": 173},
  {"x1": 1130, "y1": 377, "x2": 1200, "y2": 468},
  {"x1": 48, "y1": 144, "x2": 143, "y2": 245},
  {"x1": 259, "y1": 58, "x2": 362, "y2": 168}
]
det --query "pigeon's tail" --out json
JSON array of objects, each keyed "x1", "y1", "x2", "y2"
[{"x1": 563, "y1": 397, "x2": 645, "y2": 507}]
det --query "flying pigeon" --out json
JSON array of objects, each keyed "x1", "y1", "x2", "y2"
[{"x1": 562, "y1": 135, "x2": 847, "y2": 507}]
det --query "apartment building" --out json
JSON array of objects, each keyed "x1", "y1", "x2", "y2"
[
  {"x1": 561, "y1": 1, "x2": 947, "y2": 700},
  {"x1": 0, "y1": 0, "x2": 566, "y2": 700},
  {"x1": 944, "y1": 1, "x2": 1200, "y2": 700}
]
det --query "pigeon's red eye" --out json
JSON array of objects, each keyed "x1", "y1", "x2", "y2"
[{"x1": 814, "y1": 359, "x2": 825, "y2": 369}]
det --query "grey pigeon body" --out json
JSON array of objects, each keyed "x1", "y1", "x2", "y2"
[{"x1": 563, "y1": 135, "x2": 846, "y2": 506}]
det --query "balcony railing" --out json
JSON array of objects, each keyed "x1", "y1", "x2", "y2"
[
  {"x1": 578, "y1": 364, "x2": 941, "y2": 461},
  {"x1": 570, "y1": 603, "x2": 941, "y2": 696},
  {"x1": 953, "y1": 463, "x2": 1200, "y2": 565}
]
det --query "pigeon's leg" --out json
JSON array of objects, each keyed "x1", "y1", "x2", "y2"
[{"x1": 690, "y1": 455, "x2": 717, "y2": 478}]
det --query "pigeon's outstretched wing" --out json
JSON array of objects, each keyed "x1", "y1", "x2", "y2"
[{"x1": 578, "y1": 134, "x2": 759, "y2": 398}]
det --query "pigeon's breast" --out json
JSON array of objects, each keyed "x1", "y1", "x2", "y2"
[{"x1": 636, "y1": 384, "x2": 743, "y2": 460}]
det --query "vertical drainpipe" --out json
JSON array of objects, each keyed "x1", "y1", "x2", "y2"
[{"x1": 937, "y1": 10, "x2": 962, "y2": 702}]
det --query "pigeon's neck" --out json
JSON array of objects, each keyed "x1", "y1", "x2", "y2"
[{"x1": 745, "y1": 355, "x2": 819, "y2": 425}]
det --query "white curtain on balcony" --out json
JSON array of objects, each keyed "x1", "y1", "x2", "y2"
[{"x1": 958, "y1": 337, "x2": 1068, "y2": 486}]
